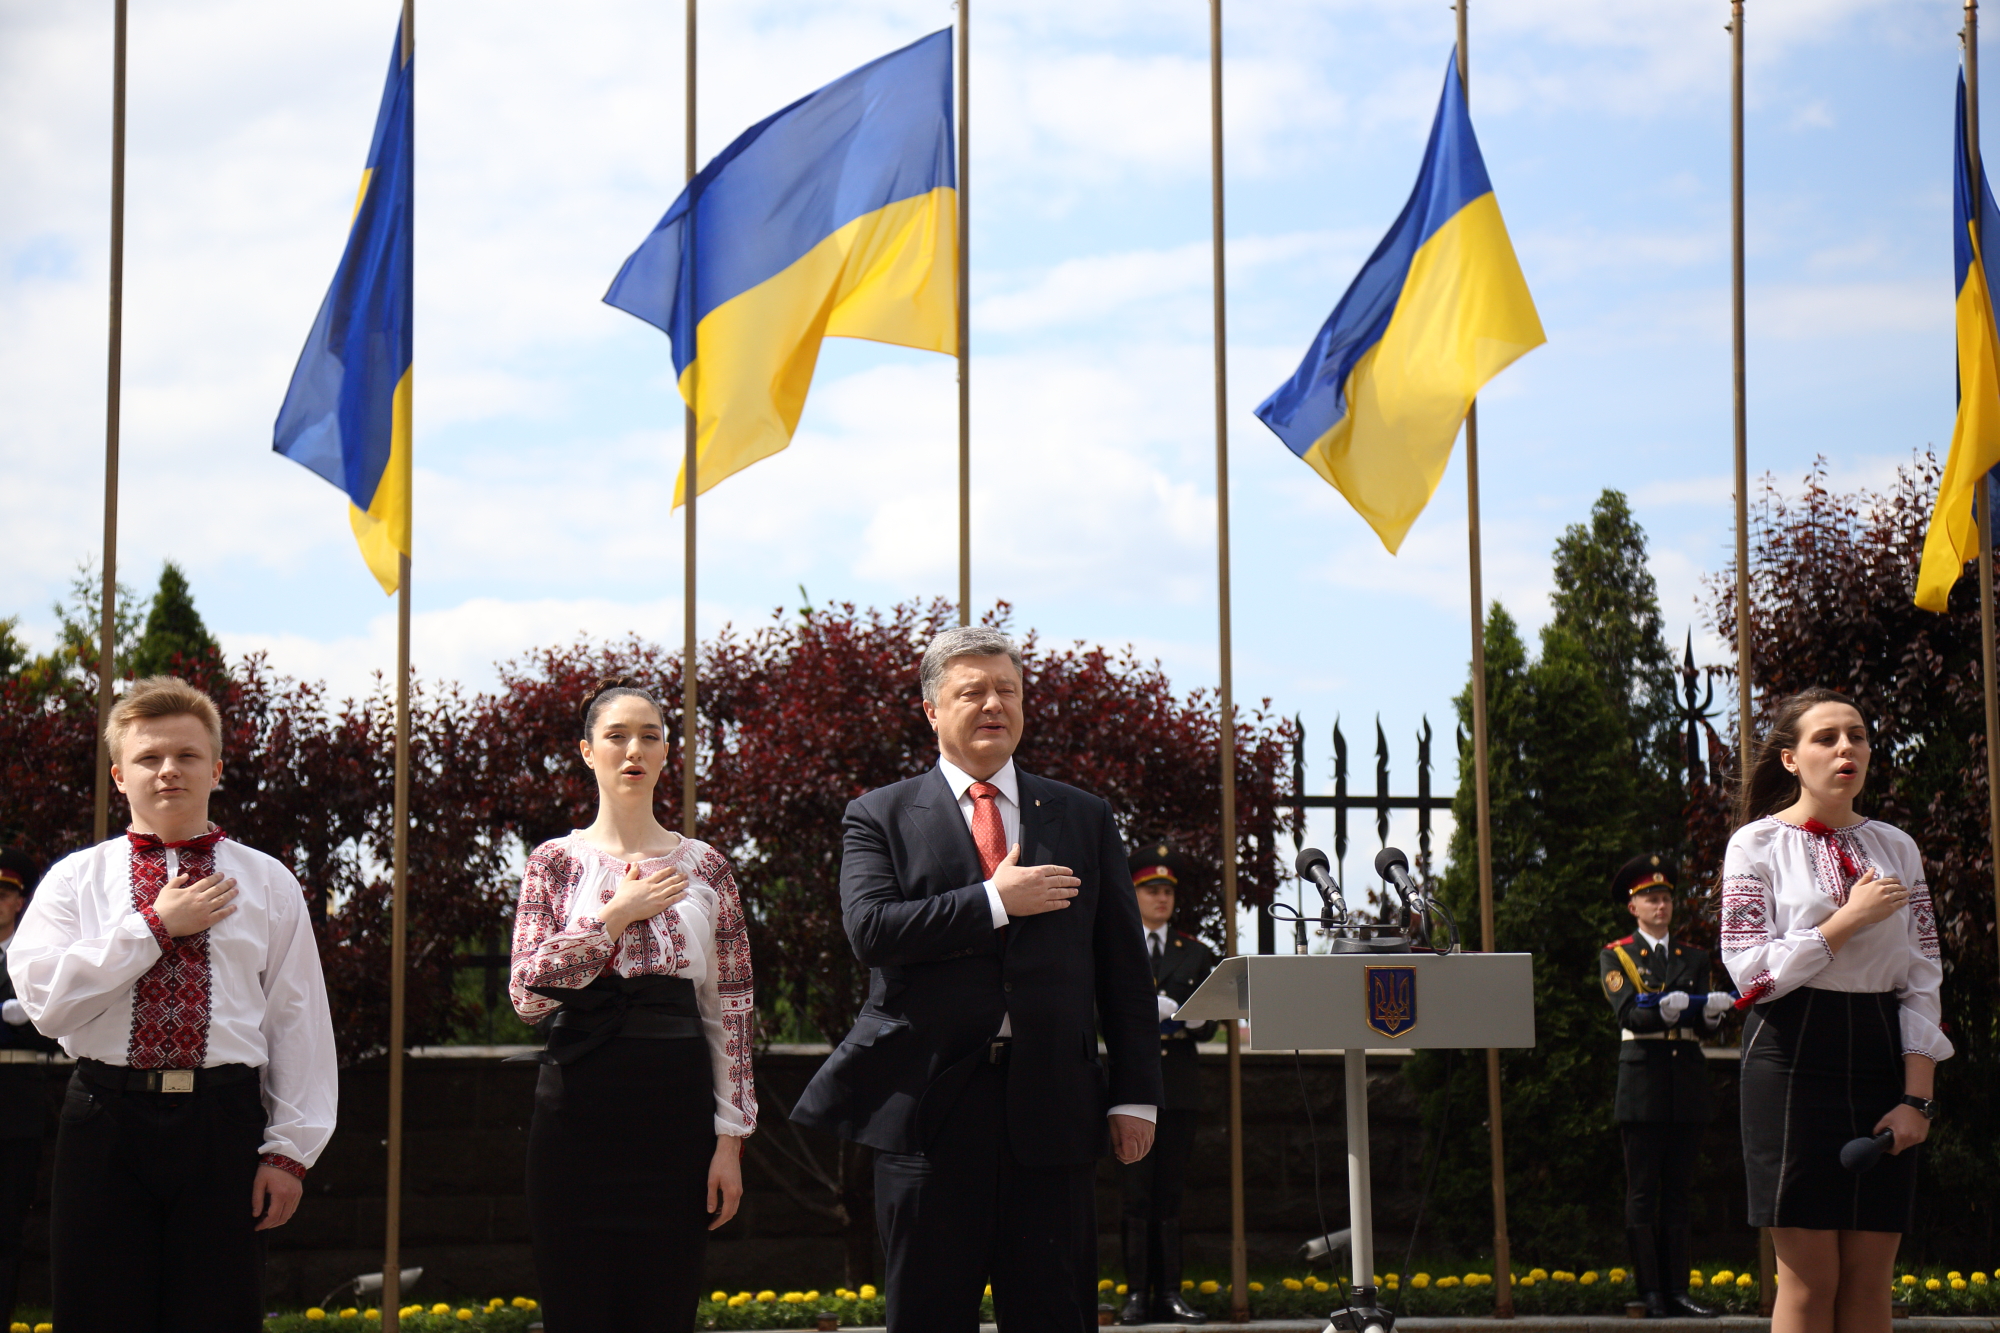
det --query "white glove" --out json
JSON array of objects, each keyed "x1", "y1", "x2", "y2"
[
  {"x1": 0, "y1": 999, "x2": 24, "y2": 1026},
  {"x1": 1657, "y1": 991, "x2": 1689, "y2": 1023},
  {"x1": 1703, "y1": 992, "x2": 1733, "y2": 1021},
  {"x1": 1156, "y1": 995, "x2": 1181, "y2": 1023}
]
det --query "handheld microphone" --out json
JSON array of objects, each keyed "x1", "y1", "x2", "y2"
[
  {"x1": 1839, "y1": 1129, "x2": 1896, "y2": 1173},
  {"x1": 1374, "y1": 846, "x2": 1423, "y2": 913},
  {"x1": 1295, "y1": 847, "x2": 1348, "y2": 925}
]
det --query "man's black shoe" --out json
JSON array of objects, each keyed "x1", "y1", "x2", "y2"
[
  {"x1": 1642, "y1": 1292, "x2": 1673, "y2": 1319},
  {"x1": 1119, "y1": 1290, "x2": 1153, "y2": 1325},
  {"x1": 1664, "y1": 1292, "x2": 1720, "y2": 1319},
  {"x1": 1154, "y1": 1291, "x2": 1209, "y2": 1325}
]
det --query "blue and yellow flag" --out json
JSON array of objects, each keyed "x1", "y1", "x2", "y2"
[
  {"x1": 605, "y1": 29, "x2": 956, "y2": 505},
  {"x1": 1254, "y1": 54, "x2": 1544, "y2": 554},
  {"x1": 1916, "y1": 72, "x2": 2000, "y2": 612},
  {"x1": 273, "y1": 20, "x2": 413, "y2": 595}
]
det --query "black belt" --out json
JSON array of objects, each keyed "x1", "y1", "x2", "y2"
[
  {"x1": 521, "y1": 974, "x2": 701, "y2": 1066},
  {"x1": 76, "y1": 1058, "x2": 258, "y2": 1095}
]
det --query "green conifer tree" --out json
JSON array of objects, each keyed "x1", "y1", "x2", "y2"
[{"x1": 130, "y1": 561, "x2": 219, "y2": 679}]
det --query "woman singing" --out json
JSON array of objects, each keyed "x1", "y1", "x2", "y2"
[
  {"x1": 1721, "y1": 688, "x2": 1949, "y2": 1333},
  {"x1": 511, "y1": 681, "x2": 756, "y2": 1333}
]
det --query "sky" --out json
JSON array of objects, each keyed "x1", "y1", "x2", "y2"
[{"x1": 0, "y1": 0, "x2": 1975, "y2": 899}]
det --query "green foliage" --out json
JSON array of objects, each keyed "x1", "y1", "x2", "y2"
[
  {"x1": 1547, "y1": 491, "x2": 1684, "y2": 853},
  {"x1": 51, "y1": 558, "x2": 143, "y2": 681},
  {"x1": 130, "y1": 560, "x2": 220, "y2": 678},
  {"x1": 0, "y1": 618, "x2": 27, "y2": 677}
]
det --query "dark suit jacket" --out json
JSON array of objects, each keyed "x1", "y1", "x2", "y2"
[
  {"x1": 792, "y1": 765, "x2": 1162, "y2": 1166},
  {"x1": 1153, "y1": 930, "x2": 1218, "y2": 1112},
  {"x1": 0, "y1": 942, "x2": 58, "y2": 1140},
  {"x1": 1599, "y1": 932, "x2": 1721, "y2": 1124}
]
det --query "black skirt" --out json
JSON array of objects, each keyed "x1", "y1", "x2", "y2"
[
  {"x1": 527, "y1": 1028, "x2": 717, "y2": 1332},
  {"x1": 1740, "y1": 988, "x2": 1916, "y2": 1231}
]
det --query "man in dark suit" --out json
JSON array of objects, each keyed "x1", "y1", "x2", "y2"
[
  {"x1": 1117, "y1": 845, "x2": 1216, "y2": 1327},
  {"x1": 1598, "y1": 854, "x2": 1732, "y2": 1320},
  {"x1": 793, "y1": 626, "x2": 1162, "y2": 1333}
]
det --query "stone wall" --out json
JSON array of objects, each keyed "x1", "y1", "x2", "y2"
[{"x1": 4, "y1": 1046, "x2": 1745, "y2": 1307}]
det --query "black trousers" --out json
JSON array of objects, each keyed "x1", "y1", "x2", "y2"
[
  {"x1": 527, "y1": 1033, "x2": 715, "y2": 1333},
  {"x1": 1620, "y1": 1121, "x2": 1702, "y2": 1228},
  {"x1": 0, "y1": 1134, "x2": 43, "y2": 1325},
  {"x1": 875, "y1": 1058, "x2": 1098, "y2": 1333},
  {"x1": 1118, "y1": 1107, "x2": 1196, "y2": 1221},
  {"x1": 50, "y1": 1071, "x2": 267, "y2": 1333}
]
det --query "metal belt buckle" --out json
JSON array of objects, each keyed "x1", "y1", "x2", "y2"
[
  {"x1": 987, "y1": 1040, "x2": 1009, "y2": 1065},
  {"x1": 159, "y1": 1070, "x2": 195, "y2": 1094}
]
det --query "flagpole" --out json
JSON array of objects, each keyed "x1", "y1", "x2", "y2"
[
  {"x1": 93, "y1": 0, "x2": 129, "y2": 844},
  {"x1": 682, "y1": 0, "x2": 700, "y2": 835},
  {"x1": 1725, "y1": 4, "x2": 1777, "y2": 1311},
  {"x1": 956, "y1": 0, "x2": 971, "y2": 627},
  {"x1": 1452, "y1": 3, "x2": 1514, "y2": 1316},
  {"x1": 1968, "y1": 0, "x2": 2000, "y2": 991},
  {"x1": 1205, "y1": 0, "x2": 1248, "y2": 1318},
  {"x1": 381, "y1": 13, "x2": 415, "y2": 1331}
]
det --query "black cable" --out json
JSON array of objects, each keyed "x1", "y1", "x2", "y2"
[{"x1": 1387, "y1": 1047, "x2": 1454, "y2": 1315}]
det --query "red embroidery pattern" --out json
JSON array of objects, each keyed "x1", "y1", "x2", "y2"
[
  {"x1": 1738, "y1": 969, "x2": 1776, "y2": 1005},
  {"x1": 702, "y1": 847, "x2": 758, "y2": 1130},
  {"x1": 509, "y1": 844, "x2": 611, "y2": 1022},
  {"x1": 261, "y1": 1152, "x2": 307, "y2": 1179},
  {"x1": 1718, "y1": 874, "x2": 1770, "y2": 954},
  {"x1": 1796, "y1": 819, "x2": 1870, "y2": 906},
  {"x1": 1910, "y1": 882, "x2": 1940, "y2": 961},
  {"x1": 126, "y1": 829, "x2": 220, "y2": 1070}
]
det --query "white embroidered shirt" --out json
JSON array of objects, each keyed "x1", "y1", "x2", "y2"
[
  {"x1": 1718, "y1": 816, "x2": 1951, "y2": 1061},
  {"x1": 10, "y1": 833, "x2": 339, "y2": 1172},
  {"x1": 509, "y1": 834, "x2": 757, "y2": 1137}
]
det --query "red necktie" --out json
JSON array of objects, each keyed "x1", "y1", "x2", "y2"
[
  {"x1": 1798, "y1": 818, "x2": 1865, "y2": 902},
  {"x1": 969, "y1": 782, "x2": 1007, "y2": 878}
]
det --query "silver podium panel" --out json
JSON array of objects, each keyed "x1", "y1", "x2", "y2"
[{"x1": 1173, "y1": 952, "x2": 1535, "y2": 1051}]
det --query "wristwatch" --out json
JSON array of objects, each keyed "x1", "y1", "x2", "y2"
[{"x1": 1900, "y1": 1094, "x2": 1937, "y2": 1121}]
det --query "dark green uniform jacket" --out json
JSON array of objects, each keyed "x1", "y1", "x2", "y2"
[
  {"x1": 1598, "y1": 932, "x2": 1721, "y2": 1125},
  {"x1": 1155, "y1": 930, "x2": 1218, "y2": 1112},
  {"x1": 0, "y1": 944, "x2": 58, "y2": 1139}
]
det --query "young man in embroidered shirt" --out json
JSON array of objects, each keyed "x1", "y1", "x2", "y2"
[{"x1": 12, "y1": 676, "x2": 337, "y2": 1333}]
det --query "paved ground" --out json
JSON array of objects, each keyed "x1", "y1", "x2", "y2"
[{"x1": 760, "y1": 1312, "x2": 2000, "y2": 1320}]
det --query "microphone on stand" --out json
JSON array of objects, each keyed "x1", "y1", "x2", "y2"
[
  {"x1": 1296, "y1": 847, "x2": 1348, "y2": 926},
  {"x1": 1839, "y1": 1129, "x2": 1896, "y2": 1173},
  {"x1": 1374, "y1": 846, "x2": 1424, "y2": 916}
]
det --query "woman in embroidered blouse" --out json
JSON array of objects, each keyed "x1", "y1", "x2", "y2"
[
  {"x1": 1720, "y1": 688, "x2": 1948, "y2": 1333},
  {"x1": 510, "y1": 681, "x2": 756, "y2": 1333}
]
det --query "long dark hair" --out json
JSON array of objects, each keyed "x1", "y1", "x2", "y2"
[
  {"x1": 1736, "y1": 687, "x2": 1869, "y2": 827},
  {"x1": 577, "y1": 677, "x2": 664, "y2": 741}
]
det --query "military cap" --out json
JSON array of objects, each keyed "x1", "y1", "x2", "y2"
[
  {"x1": 1129, "y1": 841, "x2": 1191, "y2": 889},
  {"x1": 0, "y1": 848, "x2": 37, "y2": 899},
  {"x1": 1611, "y1": 852, "x2": 1675, "y2": 902}
]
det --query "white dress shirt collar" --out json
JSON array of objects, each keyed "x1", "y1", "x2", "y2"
[
  {"x1": 1637, "y1": 927, "x2": 1669, "y2": 953},
  {"x1": 939, "y1": 756, "x2": 1018, "y2": 806}
]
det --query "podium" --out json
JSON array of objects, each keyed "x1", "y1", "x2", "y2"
[{"x1": 1177, "y1": 953, "x2": 1535, "y2": 1331}]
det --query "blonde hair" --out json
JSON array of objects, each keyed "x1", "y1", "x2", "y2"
[{"x1": 106, "y1": 676, "x2": 223, "y2": 764}]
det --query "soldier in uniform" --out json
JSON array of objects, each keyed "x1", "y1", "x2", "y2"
[
  {"x1": 1598, "y1": 854, "x2": 1734, "y2": 1320},
  {"x1": 0, "y1": 848, "x2": 58, "y2": 1330},
  {"x1": 1117, "y1": 845, "x2": 1217, "y2": 1327}
]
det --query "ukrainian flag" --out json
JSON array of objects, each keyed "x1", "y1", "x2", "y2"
[
  {"x1": 273, "y1": 19, "x2": 413, "y2": 595},
  {"x1": 1916, "y1": 71, "x2": 2000, "y2": 613},
  {"x1": 1254, "y1": 53, "x2": 1544, "y2": 554},
  {"x1": 605, "y1": 29, "x2": 956, "y2": 505}
]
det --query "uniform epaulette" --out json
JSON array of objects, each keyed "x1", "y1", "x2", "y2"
[
  {"x1": 1605, "y1": 934, "x2": 1634, "y2": 949},
  {"x1": 1175, "y1": 930, "x2": 1200, "y2": 942}
]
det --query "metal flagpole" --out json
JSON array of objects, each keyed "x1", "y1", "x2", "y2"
[
  {"x1": 1969, "y1": 0, "x2": 2000, "y2": 987},
  {"x1": 956, "y1": 0, "x2": 971, "y2": 626},
  {"x1": 1452, "y1": 3, "x2": 1513, "y2": 1315},
  {"x1": 381, "y1": 14, "x2": 415, "y2": 1331},
  {"x1": 1723, "y1": 4, "x2": 1777, "y2": 1312},
  {"x1": 1205, "y1": 0, "x2": 1248, "y2": 1317},
  {"x1": 683, "y1": 0, "x2": 700, "y2": 836},
  {"x1": 93, "y1": 0, "x2": 130, "y2": 844}
]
